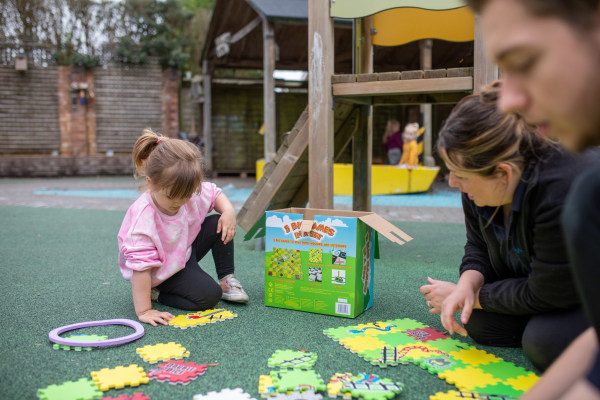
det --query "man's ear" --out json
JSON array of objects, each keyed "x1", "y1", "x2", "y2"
[{"x1": 495, "y1": 163, "x2": 513, "y2": 184}]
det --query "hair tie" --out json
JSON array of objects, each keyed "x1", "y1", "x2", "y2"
[{"x1": 157, "y1": 137, "x2": 163, "y2": 144}]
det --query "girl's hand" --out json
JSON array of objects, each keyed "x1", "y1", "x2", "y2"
[
  {"x1": 440, "y1": 285, "x2": 475, "y2": 336},
  {"x1": 137, "y1": 309, "x2": 174, "y2": 327},
  {"x1": 419, "y1": 276, "x2": 456, "y2": 314},
  {"x1": 217, "y1": 210, "x2": 236, "y2": 244}
]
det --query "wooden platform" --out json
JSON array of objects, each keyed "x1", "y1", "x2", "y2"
[
  {"x1": 332, "y1": 67, "x2": 473, "y2": 105},
  {"x1": 237, "y1": 68, "x2": 473, "y2": 233}
]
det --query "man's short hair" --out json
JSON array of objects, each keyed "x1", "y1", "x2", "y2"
[{"x1": 465, "y1": 0, "x2": 599, "y2": 29}]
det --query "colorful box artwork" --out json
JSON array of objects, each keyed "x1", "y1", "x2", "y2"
[
  {"x1": 324, "y1": 318, "x2": 539, "y2": 398},
  {"x1": 264, "y1": 208, "x2": 412, "y2": 318}
]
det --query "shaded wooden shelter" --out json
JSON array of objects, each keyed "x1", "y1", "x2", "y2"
[
  {"x1": 199, "y1": 0, "x2": 495, "y2": 234},
  {"x1": 200, "y1": 0, "x2": 473, "y2": 170}
]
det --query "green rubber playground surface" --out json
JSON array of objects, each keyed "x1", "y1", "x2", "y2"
[{"x1": 0, "y1": 205, "x2": 536, "y2": 399}]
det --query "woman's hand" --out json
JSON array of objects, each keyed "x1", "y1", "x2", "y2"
[
  {"x1": 440, "y1": 285, "x2": 476, "y2": 336},
  {"x1": 137, "y1": 309, "x2": 174, "y2": 327},
  {"x1": 419, "y1": 276, "x2": 456, "y2": 314},
  {"x1": 217, "y1": 209, "x2": 236, "y2": 244}
]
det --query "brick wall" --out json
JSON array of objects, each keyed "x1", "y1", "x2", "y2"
[
  {"x1": 0, "y1": 56, "x2": 179, "y2": 177},
  {"x1": 0, "y1": 65, "x2": 61, "y2": 154},
  {"x1": 94, "y1": 58, "x2": 164, "y2": 153}
]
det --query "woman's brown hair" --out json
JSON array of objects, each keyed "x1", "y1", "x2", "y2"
[
  {"x1": 132, "y1": 129, "x2": 204, "y2": 199},
  {"x1": 437, "y1": 81, "x2": 552, "y2": 177}
]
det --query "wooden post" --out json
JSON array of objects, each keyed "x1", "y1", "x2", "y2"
[
  {"x1": 353, "y1": 105, "x2": 372, "y2": 211},
  {"x1": 202, "y1": 60, "x2": 213, "y2": 173},
  {"x1": 474, "y1": 15, "x2": 498, "y2": 94},
  {"x1": 419, "y1": 39, "x2": 435, "y2": 167},
  {"x1": 263, "y1": 20, "x2": 276, "y2": 162},
  {"x1": 352, "y1": 16, "x2": 373, "y2": 211},
  {"x1": 308, "y1": 0, "x2": 334, "y2": 209}
]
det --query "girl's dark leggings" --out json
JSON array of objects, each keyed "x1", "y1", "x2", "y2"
[{"x1": 156, "y1": 214, "x2": 235, "y2": 311}]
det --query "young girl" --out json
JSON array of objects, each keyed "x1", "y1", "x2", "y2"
[
  {"x1": 397, "y1": 122, "x2": 419, "y2": 169},
  {"x1": 118, "y1": 129, "x2": 249, "y2": 327}
]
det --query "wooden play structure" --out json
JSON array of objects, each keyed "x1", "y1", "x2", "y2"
[{"x1": 232, "y1": 0, "x2": 498, "y2": 234}]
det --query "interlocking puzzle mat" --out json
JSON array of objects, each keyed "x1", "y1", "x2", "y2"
[
  {"x1": 269, "y1": 248, "x2": 302, "y2": 279},
  {"x1": 101, "y1": 393, "x2": 150, "y2": 400},
  {"x1": 309, "y1": 248, "x2": 323, "y2": 264},
  {"x1": 147, "y1": 359, "x2": 207, "y2": 384},
  {"x1": 327, "y1": 372, "x2": 404, "y2": 400},
  {"x1": 193, "y1": 388, "x2": 257, "y2": 400},
  {"x1": 38, "y1": 378, "x2": 103, "y2": 400},
  {"x1": 90, "y1": 364, "x2": 149, "y2": 391},
  {"x1": 168, "y1": 308, "x2": 238, "y2": 329},
  {"x1": 136, "y1": 342, "x2": 190, "y2": 363},
  {"x1": 270, "y1": 369, "x2": 327, "y2": 393},
  {"x1": 52, "y1": 334, "x2": 108, "y2": 351},
  {"x1": 323, "y1": 318, "x2": 539, "y2": 397},
  {"x1": 268, "y1": 349, "x2": 318, "y2": 370}
]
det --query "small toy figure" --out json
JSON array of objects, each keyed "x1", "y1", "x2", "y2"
[{"x1": 396, "y1": 122, "x2": 420, "y2": 169}]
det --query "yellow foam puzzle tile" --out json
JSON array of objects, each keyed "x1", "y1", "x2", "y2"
[
  {"x1": 439, "y1": 366, "x2": 499, "y2": 391},
  {"x1": 429, "y1": 390, "x2": 512, "y2": 400},
  {"x1": 168, "y1": 308, "x2": 238, "y2": 329},
  {"x1": 339, "y1": 336, "x2": 386, "y2": 354},
  {"x1": 136, "y1": 342, "x2": 190, "y2": 363},
  {"x1": 90, "y1": 364, "x2": 149, "y2": 391},
  {"x1": 327, "y1": 372, "x2": 355, "y2": 398},
  {"x1": 506, "y1": 372, "x2": 540, "y2": 392},
  {"x1": 449, "y1": 347, "x2": 500, "y2": 367}
]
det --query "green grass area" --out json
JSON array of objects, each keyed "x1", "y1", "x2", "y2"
[{"x1": 0, "y1": 206, "x2": 536, "y2": 399}]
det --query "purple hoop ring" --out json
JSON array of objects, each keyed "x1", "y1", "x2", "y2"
[{"x1": 48, "y1": 319, "x2": 145, "y2": 347}]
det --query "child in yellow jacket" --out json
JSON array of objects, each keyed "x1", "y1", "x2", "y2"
[{"x1": 397, "y1": 122, "x2": 419, "y2": 169}]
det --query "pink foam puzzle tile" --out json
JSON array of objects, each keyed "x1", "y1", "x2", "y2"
[{"x1": 147, "y1": 360, "x2": 207, "y2": 385}]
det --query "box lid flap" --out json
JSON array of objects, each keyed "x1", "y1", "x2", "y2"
[{"x1": 358, "y1": 213, "x2": 413, "y2": 246}]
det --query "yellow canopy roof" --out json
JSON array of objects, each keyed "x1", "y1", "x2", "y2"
[{"x1": 373, "y1": 6, "x2": 474, "y2": 46}]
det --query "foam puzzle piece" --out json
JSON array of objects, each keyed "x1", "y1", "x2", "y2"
[
  {"x1": 270, "y1": 369, "x2": 327, "y2": 393},
  {"x1": 268, "y1": 349, "x2": 318, "y2": 369},
  {"x1": 52, "y1": 334, "x2": 109, "y2": 351},
  {"x1": 323, "y1": 318, "x2": 539, "y2": 398},
  {"x1": 147, "y1": 360, "x2": 207, "y2": 384},
  {"x1": 37, "y1": 378, "x2": 103, "y2": 400},
  {"x1": 168, "y1": 308, "x2": 238, "y2": 329},
  {"x1": 327, "y1": 372, "x2": 404, "y2": 400},
  {"x1": 270, "y1": 390, "x2": 323, "y2": 400},
  {"x1": 136, "y1": 342, "x2": 190, "y2": 363},
  {"x1": 90, "y1": 364, "x2": 149, "y2": 391},
  {"x1": 259, "y1": 374, "x2": 279, "y2": 398},
  {"x1": 192, "y1": 388, "x2": 257, "y2": 400},
  {"x1": 430, "y1": 390, "x2": 517, "y2": 400},
  {"x1": 101, "y1": 393, "x2": 150, "y2": 400}
]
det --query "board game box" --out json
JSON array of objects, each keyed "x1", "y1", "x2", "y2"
[{"x1": 264, "y1": 208, "x2": 412, "y2": 318}]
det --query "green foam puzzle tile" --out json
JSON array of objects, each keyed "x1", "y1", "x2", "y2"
[
  {"x1": 420, "y1": 338, "x2": 470, "y2": 354},
  {"x1": 477, "y1": 360, "x2": 530, "y2": 381},
  {"x1": 52, "y1": 334, "x2": 108, "y2": 351},
  {"x1": 37, "y1": 378, "x2": 103, "y2": 400},
  {"x1": 471, "y1": 382, "x2": 525, "y2": 398},
  {"x1": 270, "y1": 369, "x2": 326, "y2": 393},
  {"x1": 327, "y1": 372, "x2": 403, "y2": 400},
  {"x1": 268, "y1": 349, "x2": 318, "y2": 369}
]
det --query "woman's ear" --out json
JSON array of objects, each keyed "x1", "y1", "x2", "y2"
[{"x1": 495, "y1": 163, "x2": 513, "y2": 184}]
